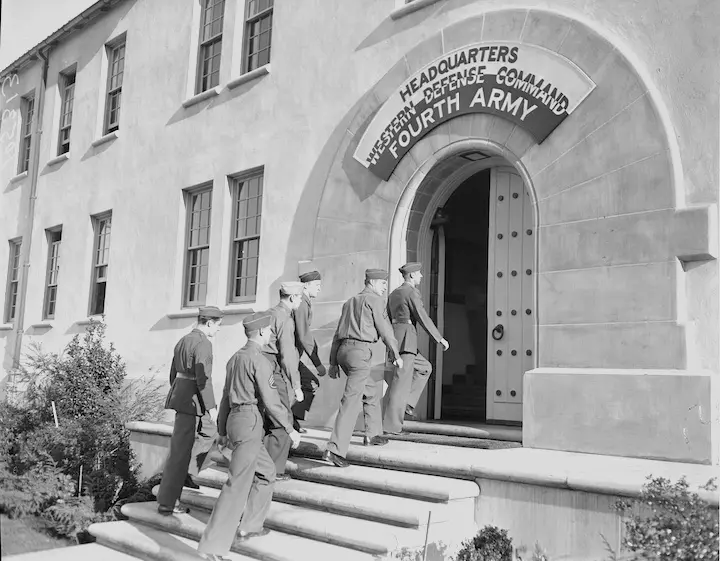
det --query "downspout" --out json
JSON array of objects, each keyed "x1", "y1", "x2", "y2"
[{"x1": 11, "y1": 47, "x2": 50, "y2": 372}]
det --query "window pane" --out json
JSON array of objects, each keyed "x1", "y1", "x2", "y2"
[
  {"x1": 92, "y1": 281, "x2": 106, "y2": 315},
  {"x1": 233, "y1": 237, "x2": 259, "y2": 298}
]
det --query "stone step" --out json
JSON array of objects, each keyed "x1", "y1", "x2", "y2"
[
  {"x1": 5, "y1": 543, "x2": 140, "y2": 561},
  {"x1": 89, "y1": 520, "x2": 256, "y2": 560},
  {"x1": 186, "y1": 469, "x2": 472, "y2": 528},
  {"x1": 117, "y1": 502, "x2": 391, "y2": 560},
  {"x1": 199, "y1": 457, "x2": 479, "y2": 503},
  {"x1": 383, "y1": 431, "x2": 520, "y2": 450},
  {"x1": 401, "y1": 421, "x2": 521, "y2": 442},
  {"x1": 153, "y1": 485, "x2": 433, "y2": 554}
]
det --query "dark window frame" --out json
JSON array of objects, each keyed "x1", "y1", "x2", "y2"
[
  {"x1": 103, "y1": 37, "x2": 126, "y2": 135},
  {"x1": 244, "y1": 0, "x2": 273, "y2": 73},
  {"x1": 196, "y1": 0, "x2": 226, "y2": 93},
  {"x1": 183, "y1": 185, "x2": 213, "y2": 308},
  {"x1": 89, "y1": 213, "x2": 112, "y2": 316},
  {"x1": 228, "y1": 169, "x2": 263, "y2": 303},
  {"x1": 57, "y1": 70, "x2": 76, "y2": 155},
  {"x1": 43, "y1": 228, "x2": 63, "y2": 320},
  {"x1": 4, "y1": 239, "x2": 22, "y2": 323},
  {"x1": 18, "y1": 94, "x2": 34, "y2": 173}
]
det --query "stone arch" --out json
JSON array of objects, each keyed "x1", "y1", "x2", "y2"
[{"x1": 307, "y1": 8, "x2": 714, "y2": 371}]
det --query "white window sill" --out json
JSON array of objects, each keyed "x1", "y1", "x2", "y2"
[
  {"x1": 391, "y1": 0, "x2": 443, "y2": 20},
  {"x1": 47, "y1": 153, "x2": 69, "y2": 166},
  {"x1": 76, "y1": 316, "x2": 103, "y2": 326},
  {"x1": 0, "y1": 324, "x2": 13, "y2": 331},
  {"x1": 92, "y1": 131, "x2": 119, "y2": 148},
  {"x1": 182, "y1": 86, "x2": 220, "y2": 108},
  {"x1": 167, "y1": 306, "x2": 254, "y2": 319},
  {"x1": 10, "y1": 171, "x2": 28, "y2": 184},
  {"x1": 30, "y1": 322, "x2": 53, "y2": 329},
  {"x1": 227, "y1": 64, "x2": 270, "y2": 90},
  {"x1": 222, "y1": 306, "x2": 255, "y2": 316}
]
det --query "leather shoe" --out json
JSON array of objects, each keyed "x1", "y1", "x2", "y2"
[
  {"x1": 275, "y1": 473, "x2": 291, "y2": 482},
  {"x1": 298, "y1": 428, "x2": 308, "y2": 434},
  {"x1": 238, "y1": 528, "x2": 271, "y2": 540},
  {"x1": 363, "y1": 435, "x2": 389, "y2": 446},
  {"x1": 158, "y1": 504, "x2": 190, "y2": 516},
  {"x1": 183, "y1": 475, "x2": 200, "y2": 490},
  {"x1": 322, "y1": 449, "x2": 349, "y2": 468}
]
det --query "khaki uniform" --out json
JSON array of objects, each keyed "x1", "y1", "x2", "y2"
[
  {"x1": 157, "y1": 329, "x2": 217, "y2": 511},
  {"x1": 326, "y1": 287, "x2": 400, "y2": 458},
  {"x1": 197, "y1": 340, "x2": 293, "y2": 557},
  {"x1": 262, "y1": 301, "x2": 300, "y2": 475},
  {"x1": 292, "y1": 293, "x2": 323, "y2": 422},
  {"x1": 383, "y1": 282, "x2": 443, "y2": 434}
]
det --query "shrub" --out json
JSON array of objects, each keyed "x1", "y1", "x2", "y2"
[
  {"x1": 457, "y1": 525, "x2": 514, "y2": 561},
  {"x1": 0, "y1": 461, "x2": 76, "y2": 519}
]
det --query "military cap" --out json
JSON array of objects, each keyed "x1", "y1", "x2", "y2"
[
  {"x1": 198, "y1": 306, "x2": 223, "y2": 319},
  {"x1": 280, "y1": 281, "x2": 304, "y2": 296},
  {"x1": 299, "y1": 270, "x2": 322, "y2": 283},
  {"x1": 365, "y1": 268, "x2": 389, "y2": 281},
  {"x1": 399, "y1": 262, "x2": 422, "y2": 274},
  {"x1": 243, "y1": 310, "x2": 273, "y2": 332}
]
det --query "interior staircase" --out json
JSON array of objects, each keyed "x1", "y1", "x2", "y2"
[{"x1": 84, "y1": 428, "x2": 488, "y2": 561}]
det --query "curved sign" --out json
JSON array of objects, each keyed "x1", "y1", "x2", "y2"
[{"x1": 353, "y1": 42, "x2": 596, "y2": 181}]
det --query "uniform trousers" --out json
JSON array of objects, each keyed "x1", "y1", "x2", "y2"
[
  {"x1": 383, "y1": 352, "x2": 432, "y2": 434},
  {"x1": 197, "y1": 405, "x2": 275, "y2": 556},
  {"x1": 326, "y1": 340, "x2": 383, "y2": 458},
  {"x1": 291, "y1": 362, "x2": 318, "y2": 422},
  {"x1": 157, "y1": 410, "x2": 217, "y2": 510},
  {"x1": 261, "y1": 352, "x2": 293, "y2": 476}
]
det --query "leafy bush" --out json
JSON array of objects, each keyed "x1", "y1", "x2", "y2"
[
  {"x1": 457, "y1": 525, "x2": 514, "y2": 561},
  {"x1": 0, "y1": 462, "x2": 76, "y2": 519},
  {"x1": 615, "y1": 476, "x2": 719, "y2": 561}
]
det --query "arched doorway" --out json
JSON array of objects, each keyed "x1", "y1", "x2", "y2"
[{"x1": 397, "y1": 153, "x2": 536, "y2": 425}]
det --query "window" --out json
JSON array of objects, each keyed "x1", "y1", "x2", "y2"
[
  {"x1": 245, "y1": 0, "x2": 273, "y2": 72},
  {"x1": 58, "y1": 71, "x2": 76, "y2": 155},
  {"x1": 104, "y1": 40, "x2": 125, "y2": 134},
  {"x1": 197, "y1": 0, "x2": 225, "y2": 92},
  {"x1": 4, "y1": 239, "x2": 22, "y2": 323},
  {"x1": 90, "y1": 214, "x2": 111, "y2": 315},
  {"x1": 18, "y1": 95, "x2": 34, "y2": 173},
  {"x1": 184, "y1": 188, "x2": 212, "y2": 307},
  {"x1": 43, "y1": 229, "x2": 62, "y2": 320},
  {"x1": 229, "y1": 172, "x2": 262, "y2": 301}
]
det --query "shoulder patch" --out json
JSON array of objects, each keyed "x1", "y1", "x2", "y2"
[{"x1": 268, "y1": 373, "x2": 278, "y2": 389}]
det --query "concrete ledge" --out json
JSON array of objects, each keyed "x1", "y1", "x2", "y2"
[
  {"x1": 674, "y1": 204, "x2": 718, "y2": 262},
  {"x1": 227, "y1": 64, "x2": 270, "y2": 90},
  {"x1": 91, "y1": 131, "x2": 119, "y2": 147},
  {"x1": 523, "y1": 368, "x2": 715, "y2": 464},
  {"x1": 46, "y1": 153, "x2": 69, "y2": 166},
  {"x1": 391, "y1": 0, "x2": 443, "y2": 20},
  {"x1": 9, "y1": 171, "x2": 28, "y2": 183},
  {"x1": 0, "y1": 324, "x2": 13, "y2": 331},
  {"x1": 181, "y1": 86, "x2": 220, "y2": 108}
]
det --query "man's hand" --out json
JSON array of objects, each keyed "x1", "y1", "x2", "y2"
[
  {"x1": 316, "y1": 364, "x2": 327, "y2": 377},
  {"x1": 217, "y1": 435, "x2": 229, "y2": 449},
  {"x1": 310, "y1": 380, "x2": 319, "y2": 394},
  {"x1": 393, "y1": 357, "x2": 404, "y2": 369},
  {"x1": 294, "y1": 388, "x2": 304, "y2": 403},
  {"x1": 208, "y1": 408, "x2": 219, "y2": 423},
  {"x1": 288, "y1": 430, "x2": 302, "y2": 449},
  {"x1": 440, "y1": 338, "x2": 450, "y2": 352}
]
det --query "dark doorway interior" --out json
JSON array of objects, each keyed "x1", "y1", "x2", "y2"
[{"x1": 429, "y1": 169, "x2": 490, "y2": 421}]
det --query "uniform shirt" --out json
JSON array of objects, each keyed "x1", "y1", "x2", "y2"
[
  {"x1": 329, "y1": 287, "x2": 400, "y2": 366},
  {"x1": 262, "y1": 301, "x2": 301, "y2": 391},
  {"x1": 293, "y1": 293, "x2": 322, "y2": 368},
  {"x1": 387, "y1": 282, "x2": 443, "y2": 355},
  {"x1": 216, "y1": 340, "x2": 293, "y2": 436},
  {"x1": 166, "y1": 328, "x2": 216, "y2": 415}
]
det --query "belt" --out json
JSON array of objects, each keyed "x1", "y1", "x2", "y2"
[
  {"x1": 175, "y1": 372, "x2": 195, "y2": 381},
  {"x1": 231, "y1": 403, "x2": 258, "y2": 412},
  {"x1": 341, "y1": 338, "x2": 373, "y2": 345},
  {"x1": 392, "y1": 319, "x2": 412, "y2": 325}
]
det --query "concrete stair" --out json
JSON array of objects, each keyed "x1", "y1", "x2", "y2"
[
  {"x1": 88, "y1": 433, "x2": 479, "y2": 560},
  {"x1": 5, "y1": 543, "x2": 140, "y2": 561}
]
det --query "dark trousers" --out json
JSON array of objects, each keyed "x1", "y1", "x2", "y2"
[
  {"x1": 262, "y1": 353, "x2": 293, "y2": 476},
  {"x1": 383, "y1": 352, "x2": 432, "y2": 434},
  {"x1": 198, "y1": 406, "x2": 275, "y2": 556},
  {"x1": 157, "y1": 410, "x2": 217, "y2": 509},
  {"x1": 326, "y1": 341, "x2": 383, "y2": 458},
  {"x1": 291, "y1": 362, "x2": 318, "y2": 424}
]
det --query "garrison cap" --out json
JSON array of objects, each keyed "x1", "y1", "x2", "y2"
[
  {"x1": 299, "y1": 270, "x2": 322, "y2": 283},
  {"x1": 399, "y1": 262, "x2": 422, "y2": 275},
  {"x1": 365, "y1": 268, "x2": 389, "y2": 281},
  {"x1": 198, "y1": 306, "x2": 223, "y2": 319},
  {"x1": 243, "y1": 310, "x2": 273, "y2": 332},
  {"x1": 280, "y1": 281, "x2": 304, "y2": 296}
]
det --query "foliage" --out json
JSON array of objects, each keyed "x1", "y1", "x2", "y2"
[
  {"x1": 615, "y1": 476, "x2": 719, "y2": 561},
  {"x1": 392, "y1": 541, "x2": 454, "y2": 561},
  {"x1": 42, "y1": 496, "x2": 114, "y2": 543},
  {"x1": 456, "y1": 525, "x2": 514, "y2": 561},
  {"x1": 0, "y1": 461, "x2": 75, "y2": 519}
]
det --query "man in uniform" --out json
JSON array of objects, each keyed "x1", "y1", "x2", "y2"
[
  {"x1": 197, "y1": 311, "x2": 302, "y2": 561},
  {"x1": 383, "y1": 262, "x2": 449, "y2": 436},
  {"x1": 157, "y1": 306, "x2": 223, "y2": 516},
  {"x1": 263, "y1": 282, "x2": 304, "y2": 480},
  {"x1": 291, "y1": 270, "x2": 326, "y2": 432},
  {"x1": 323, "y1": 269, "x2": 402, "y2": 468}
]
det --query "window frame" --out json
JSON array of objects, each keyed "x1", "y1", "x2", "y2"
[
  {"x1": 228, "y1": 168, "x2": 263, "y2": 304},
  {"x1": 57, "y1": 71, "x2": 76, "y2": 155},
  {"x1": 43, "y1": 228, "x2": 63, "y2": 320},
  {"x1": 103, "y1": 37, "x2": 126, "y2": 135},
  {"x1": 18, "y1": 94, "x2": 34, "y2": 174},
  {"x1": 183, "y1": 185, "x2": 214, "y2": 308},
  {"x1": 244, "y1": 0, "x2": 274, "y2": 73},
  {"x1": 196, "y1": 0, "x2": 226, "y2": 93},
  {"x1": 4, "y1": 239, "x2": 22, "y2": 324},
  {"x1": 89, "y1": 212, "x2": 112, "y2": 316}
]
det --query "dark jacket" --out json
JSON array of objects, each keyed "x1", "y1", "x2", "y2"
[
  {"x1": 293, "y1": 293, "x2": 322, "y2": 368},
  {"x1": 164, "y1": 329, "x2": 216, "y2": 416},
  {"x1": 387, "y1": 282, "x2": 442, "y2": 355}
]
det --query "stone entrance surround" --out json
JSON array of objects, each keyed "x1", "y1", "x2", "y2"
[{"x1": 294, "y1": 9, "x2": 717, "y2": 464}]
